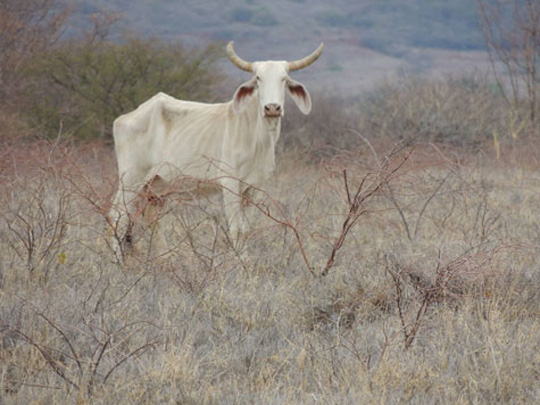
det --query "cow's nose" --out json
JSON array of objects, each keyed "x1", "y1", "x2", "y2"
[{"x1": 264, "y1": 104, "x2": 282, "y2": 117}]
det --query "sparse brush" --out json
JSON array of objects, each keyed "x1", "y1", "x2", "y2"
[
  {"x1": 358, "y1": 74, "x2": 507, "y2": 148},
  {"x1": 1, "y1": 122, "x2": 540, "y2": 403},
  {"x1": 2, "y1": 174, "x2": 72, "y2": 277}
]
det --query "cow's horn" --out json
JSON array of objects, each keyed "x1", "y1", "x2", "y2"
[
  {"x1": 288, "y1": 43, "x2": 324, "y2": 72},
  {"x1": 226, "y1": 41, "x2": 253, "y2": 72}
]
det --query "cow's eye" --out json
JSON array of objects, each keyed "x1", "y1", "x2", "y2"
[{"x1": 256, "y1": 76, "x2": 260, "y2": 81}]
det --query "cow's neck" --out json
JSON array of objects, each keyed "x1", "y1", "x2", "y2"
[
  {"x1": 231, "y1": 96, "x2": 281, "y2": 182},
  {"x1": 259, "y1": 115, "x2": 281, "y2": 145}
]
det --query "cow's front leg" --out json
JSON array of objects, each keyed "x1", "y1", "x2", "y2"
[{"x1": 221, "y1": 178, "x2": 247, "y2": 245}]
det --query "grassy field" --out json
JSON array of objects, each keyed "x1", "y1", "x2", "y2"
[{"x1": 1, "y1": 127, "x2": 540, "y2": 402}]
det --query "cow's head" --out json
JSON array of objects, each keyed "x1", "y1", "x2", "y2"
[{"x1": 228, "y1": 42, "x2": 324, "y2": 118}]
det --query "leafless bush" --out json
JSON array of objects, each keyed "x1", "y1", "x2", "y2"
[
  {"x1": 358, "y1": 74, "x2": 506, "y2": 148},
  {"x1": 0, "y1": 0, "x2": 71, "y2": 141},
  {"x1": 280, "y1": 92, "x2": 359, "y2": 159},
  {"x1": 319, "y1": 142, "x2": 417, "y2": 276},
  {"x1": 2, "y1": 174, "x2": 72, "y2": 276},
  {"x1": 0, "y1": 0, "x2": 69, "y2": 97},
  {"x1": 477, "y1": 0, "x2": 540, "y2": 128},
  {"x1": 249, "y1": 138, "x2": 465, "y2": 279},
  {"x1": 1, "y1": 135, "x2": 539, "y2": 402},
  {"x1": 386, "y1": 244, "x2": 507, "y2": 349},
  {"x1": 1, "y1": 271, "x2": 163, "y2": 398}
]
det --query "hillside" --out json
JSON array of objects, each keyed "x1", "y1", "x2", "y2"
[{"x1": 75, "y1": 0, "x2": 491, "y2": 97}]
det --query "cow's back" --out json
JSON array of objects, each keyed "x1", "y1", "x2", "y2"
[{"x1": 113, "y1": 92, "x2": 231, "y2": 184}]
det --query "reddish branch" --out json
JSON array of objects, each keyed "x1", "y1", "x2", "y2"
[{"x1": 321, "y1": 147, "x2": 416, "y2": 276}]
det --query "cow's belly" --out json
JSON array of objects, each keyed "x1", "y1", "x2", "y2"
[
  {"x1": 144, "y1": 159, "x2": 224, "y2": 199},
  {"x1": 149, "y1": 156, "x2": 220, "y2": 181}
]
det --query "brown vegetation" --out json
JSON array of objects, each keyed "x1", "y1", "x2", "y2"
[{"x1": 1, "y1": 118, "x2": 540, "y2": 402}]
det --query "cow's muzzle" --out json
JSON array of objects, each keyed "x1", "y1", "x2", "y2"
[{"x1": 264, "y1": 103, "x2": 282, "y2": 117}]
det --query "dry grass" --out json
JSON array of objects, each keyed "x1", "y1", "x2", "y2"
[{"x1": 1, "y1": 135, "x2": 539, "y2": 404}]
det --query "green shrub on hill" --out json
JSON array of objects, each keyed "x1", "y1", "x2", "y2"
[{"x1": 23, "y1": 38, "x2": 223, "y2": 139}]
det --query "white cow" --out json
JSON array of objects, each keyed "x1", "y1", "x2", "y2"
[{"x1": 109, "y1": 41, "x2": 323, "y2": 258}]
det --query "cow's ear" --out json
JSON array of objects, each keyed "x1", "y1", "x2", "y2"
[
  {"x1": 232, "y1": 80, "x2": 256, "y2": 114},
  {"x1": 287, "y1": 79, "x2": 311, "y2": 115}
]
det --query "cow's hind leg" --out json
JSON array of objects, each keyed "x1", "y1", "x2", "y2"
[
  {"x1": 109, "y1": 187, "x2": 140, "y2": 263},
  {"x1": 139, "y1": 176, "x2": 169, "y2": 257}
]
